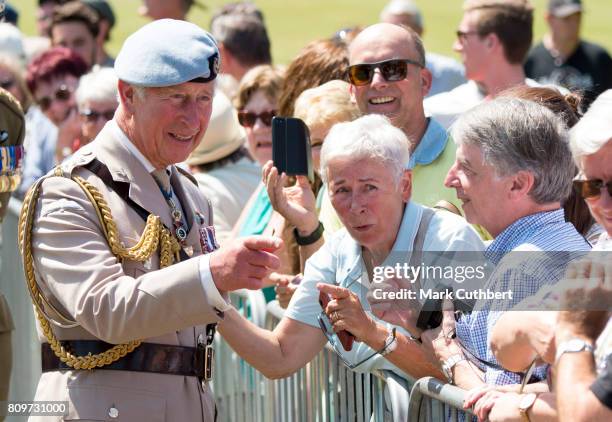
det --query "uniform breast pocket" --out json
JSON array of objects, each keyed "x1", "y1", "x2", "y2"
[{"x1": 65, "y1": 386, "x2": 166, "y2": 421}]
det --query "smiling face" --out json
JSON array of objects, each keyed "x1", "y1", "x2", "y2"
[
  {"x1": 348, "y1": 24, "x2": 429, "y2": 134},
  {"x1": 242, "y1": 89, "x2": 276, "y2": 166},
  {"x1": 579, "y1": 140, "x2": 612, "y2": 236},
  {"x1": 444, "y1": 142, "x2": 513, "y2": 237},
  {"x1": 123, "y1": 81, "x2": 214, "y2": 169},
  {"x1": 327, "y1": 157, "x2": 411, "y2": 255}
]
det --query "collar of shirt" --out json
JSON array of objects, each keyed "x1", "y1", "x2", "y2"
[
  {"x1": 485, "y1": 209, "x2": 566, "y2": 261},
  {"x1": 339, "y1": 200, "x2": 423, "y2": 284},
  {"x1": 406, "y1": 118, "x2": 449, "y2": 169},
  {"x1": 108, "y1": 119, "x2": 171, "y2": 175}
]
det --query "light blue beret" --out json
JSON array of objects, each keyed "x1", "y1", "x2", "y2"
[{"x1": 115, "y1": 19, "x2": 220, "y2": 87}]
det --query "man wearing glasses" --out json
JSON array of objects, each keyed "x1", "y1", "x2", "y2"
[
  {"x1": 425, "y1": 0, "x2": 536, "y2": 130},
  {"x1": 320, "y1": 23, "x2": 460, "y2": 239}
]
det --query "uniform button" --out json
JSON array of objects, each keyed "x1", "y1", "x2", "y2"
[{"x1": 108, "y1": 406, "x2": 119, "y2": 419}]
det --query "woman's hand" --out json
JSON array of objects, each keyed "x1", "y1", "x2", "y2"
[
  {"x1": 262, "y1": 160, "x2": 319, "y2": 235},
  {"x1": 272, "y1": 273, "x2": 300, "y2": 309},
  {"x1": 367, "y1": 276, "x2": 422, "y2": 337},
  {"x1": 317, "y1": 283, "x2": 378, "y2": 344}
]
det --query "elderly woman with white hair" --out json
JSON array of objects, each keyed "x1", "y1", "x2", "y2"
[
  {"x1": 219, "y1": 114, "x2": 483, "y2": 381},
  {"x1": 75, "y1": 66, "x2": 118, "y2": 148}
]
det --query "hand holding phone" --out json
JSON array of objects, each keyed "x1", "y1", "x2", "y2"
[
  {"x1": 319, "y1": 291, "x2": 355, "y2": 351},
  {"x1": 272, "y1": 117, "x2": 314, "y2": 183}
]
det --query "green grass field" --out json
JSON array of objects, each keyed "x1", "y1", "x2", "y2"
[{"x1": 15, "y1": 0, "x2": 612, "y2": 65}]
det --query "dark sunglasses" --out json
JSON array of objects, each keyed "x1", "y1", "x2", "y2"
[
  {"x1": 573, "y1": 179, "x2": 612, "y2": 199},
  {"x1": 37, "y1": 85, "x2": 72, "y2": 111},
  {"x1": 348, "y1": 58, "x2": 424, "y2": 86},
  {"x1": 80, "y1": 108, "x2": 116, "y2": 123},
  {"x1": 0, "y1": 79, "x2": 15, "y2": 91},
  {"x1": 237, "y1": 110, "x2": 276, "y2": 127}
]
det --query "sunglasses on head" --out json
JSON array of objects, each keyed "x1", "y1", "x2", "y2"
[
  {"x1": 37, "y1": 84, "x2": 72, "y2": 111},
  {"x1": 237, "y1": 110, "x2": 276, "y2": 127},
  {"x1": 348, "y1": 58, "x2": 424, "y2": 86},
  {"x1": 573, "y1": 179, "x2": 612, "y2": 199},
  {"x1": 80, "y1": 108, "x2": 116, "y2": 123}
]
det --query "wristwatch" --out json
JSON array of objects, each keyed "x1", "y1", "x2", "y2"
[
  {"x1": 555, "y1": 338, "x2": 594, "y2": 363},
  {"x1": 518, "y1": 392, "x2": 538, "y2": 422},
  {"x1": 441, "y1": 354, "x2": 466, "y2": 384},
  {"x1": 380, "y1": 327, "x2": 397, "y2": 356}
]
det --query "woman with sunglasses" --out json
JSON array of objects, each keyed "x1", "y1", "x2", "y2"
[
  {"x1": 219, "y1": 114, "x2": 483, "y2": 382},
  {"x1": 75, "y1": 67, "x2": 118, "y2": 147},
  {"x1": 231, "y1": 65, "x2": 292, "y2": 301},
  {"x1": 22, "y1": 47, "x2": 87, "y2": 192}
]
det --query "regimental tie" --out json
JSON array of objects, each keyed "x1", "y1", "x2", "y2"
[{"x1": 152, "y1": 168, "x2": 189, "y2": 247}]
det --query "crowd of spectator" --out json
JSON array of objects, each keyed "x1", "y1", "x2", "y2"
[{"x1": 1, "y1": 0, "x2": 611, "y2": 421}]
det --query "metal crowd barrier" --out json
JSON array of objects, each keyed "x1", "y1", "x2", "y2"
[
  {"x1": 213, "y1": 297, "x2": 413, "y2": 422},
  {"x1": 408, "y1": 377, "x2": 475, "y2": 421},
  {"x1": 2, "y1": 197, "x2": 475, "y2": 421}
]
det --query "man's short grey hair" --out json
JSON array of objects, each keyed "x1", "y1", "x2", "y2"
[
  {"x1": 210, "y1": 14, "x2": 271, "y2": 67},
  {"x1": 76, "y1": 67, "x2": 118, "y2": 109},
  {"x1": 570, "y1": 90, "x2": 612, "y2": 165},
  {"x1": 451, "y1": 97, "x2": 574, "y2": 204},
  {"x1": 320, "y1": 114, "x2": 410, "y2": 186}
]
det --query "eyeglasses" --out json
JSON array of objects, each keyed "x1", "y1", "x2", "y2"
[
  {"x1": 573, "y1": 179, "x2": 612, "y2": 199},
  {"x1": 347, "y1": 58, "x2": 424, "y2": 86},
  {"x1": 456, "y1": 30, "x2": 480, "y2": 42},
  {"x1": 316, "y1": 271, "x2": 378, "y2": 369},
  {"x1": 237, "y1": 110, "x2": 276, "y2": 127},
  {"x1": 0, "y1": 79, "x2": 15, "y2": 91},
  {"x1": 36, "y1": 84, "x2": 72, "y2": 111},
  {"x1": 80, "y1": 108, "x2": 116, "y2": 123}
]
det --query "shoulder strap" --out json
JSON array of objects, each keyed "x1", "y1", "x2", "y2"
[
  {"x1": 82, "y1": 159, "x2": 150, "y2": 222},
  {"x1": 409, "y1": 206, "x2": 436, "y2": 269}
]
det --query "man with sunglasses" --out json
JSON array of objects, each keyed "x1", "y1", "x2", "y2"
[
  {"x1": 321, "y1": 23, "x2": 460, "y2": 224},
  {"x1": 23, "y1": 20, "x2": 282, "y2": 421},
  {"x1": 425, "y1": 0, "x2": 537, "y2": 130}
]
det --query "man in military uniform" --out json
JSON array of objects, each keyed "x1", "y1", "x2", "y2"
[
  {"x1": 22, "y1": 19, "x2": 281, "y2": 421},
  {"x1": 0, "y1": 88, "x2": 26, "y2": 422}
]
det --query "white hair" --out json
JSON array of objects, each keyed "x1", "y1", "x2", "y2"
[
  {"x1": 76, "y1": 67, "x2": 118, "y2": 110},
  {"x1": 570, "y1": 90, "x2": 612, "y2": 164},
  {"x1": 320, "y1": 114, "x2": 410, "y2": 186}
]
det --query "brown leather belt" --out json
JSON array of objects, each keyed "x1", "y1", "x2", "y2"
[{"x1": 42, "y1": 339, "x2": 215, "y2": 381}]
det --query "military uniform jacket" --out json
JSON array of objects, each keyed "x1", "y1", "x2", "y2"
[{"x1": 29, "y1": 123, "x2": 222, "y2": 421}]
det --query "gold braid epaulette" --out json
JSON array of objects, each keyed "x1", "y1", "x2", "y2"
[{"x1": 18, "y1": 167, "x2": 181, "y2": 370}]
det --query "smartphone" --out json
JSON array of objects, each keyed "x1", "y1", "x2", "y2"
[
  {"x1": 319, "y1": 291, "x2": 355, "y2": 351},
  {"x1": 272, "y1": 116, "x2": 314, "y2": 183}
]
